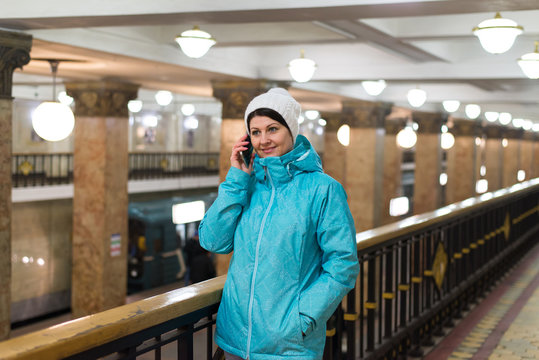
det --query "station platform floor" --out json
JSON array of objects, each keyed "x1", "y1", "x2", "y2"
[
  {"x1": 9, "y1": 240, "x2": 539, "y2": 359},
  {"x1": 425, "y1": 240, "x2": 539, "y2": 360}
]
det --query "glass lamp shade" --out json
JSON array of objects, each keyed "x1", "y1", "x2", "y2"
[
  {"x1": 181, "y1": 103, "x2": 195, "y2": 116},
  {"x1": 473, "y1": 13, "x2": 523, "y2": 54},
  {"x1": 442, "y1": 100, "x2": 460, "y2": 113},
  {"x1": 396, "y1": 126, "x2": 417, "y2": 149},
  {"x1": 337, "y1": 124, "x2": 350, "y2": 146},
  {"x1": 155, "y1": 90, "x2": 173, "y2": 106},
  {"x1": 465, "y1": 104, "x2": 481, "y2": 119},
  {"x1": 407, "y1": 88, "x2": 427, "y2": 108},
  {"x1": 517, "y1": 42, "x2": 539, "y2": 79},
  {"x1": 498, "y1": 112, "x2": 512, "y2": 125},
  {"x1": 128, "y1": 100, "x2": 143, "y2": 113},
  {"x1": 288, "y1": 55, "x2": 317, "y2": 83},
  {"x1": 175, "y1": 26, "x2": 216, "y2": 58},
  {"x1": 32, "y1": 101, "x2": 75, "y2": 142},
  {"x1": 361, "y1": 80, "x2": 386, "y2": 96},
  {"x1": 484, "y1": 111, "x2": 499, "y2": 122},
  {"x1": 441, "y1": 132, "x2": 455, "y2": 150}
]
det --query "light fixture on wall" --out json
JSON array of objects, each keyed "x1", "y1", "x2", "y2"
[
  {"x1": 396, "y1": 123, "x2": 417, "y2": 149},
  {"x1": 441, "y1": 125, "x2": 455, "y2": 150},
  {"x1": 337, "y1": 124, "x2": 350, "y2": 146},
  {"x1": 155, "y1": 90, "x2": 173, "y2": 107},
  {"x1": 361, "y1": 80, "x2": 387, "y2": 96},
  {"x1": 31, "y1": 59, "x2": 75, "y2": 142},
  {"x1": 442, "y1": 100, "x2": 460, "y2": 113},
  {"x1": 288, "y1": 50, "x2": 317, "y2": 83},
  {"x1": 407, "y1": 88, "x2": 427, "y2": 108},
  {"x1": 465, "y1": 104, "x2": 481, "y2": 119},
  {"x1": 175, "y1": 26, "x2": 216, "y2": 58},
  {"x1": 517, "y1": 41, "x2": 539, "y2": 79},
  {"x1": 473, "y1": 12, "x2": 523, "y2": 54}
]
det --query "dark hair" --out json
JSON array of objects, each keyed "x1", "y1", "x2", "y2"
[{"x1": 246, "y1": 108, "x2": 291, "y2": 134}]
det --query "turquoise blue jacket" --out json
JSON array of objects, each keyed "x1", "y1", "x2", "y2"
[{"x1": 199, "y1": 135, "x2": 359, "y2": 359}]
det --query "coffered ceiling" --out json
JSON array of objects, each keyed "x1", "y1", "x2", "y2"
[{"x1": 3, "y1": 0, "x2": 539, "y2": 120}]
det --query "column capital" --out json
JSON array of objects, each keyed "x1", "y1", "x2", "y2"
[
  {"x1": 341, "y1": 100, "x2": 391, "y2": 128},
  {"x1": 483, "y1": 124, "x2": 504, "y2": 139},
  {"x1": 449, "y1": 118, "x2": 480, "y2": 137},
  {"x1": 321, "y1": 112, "x2": 342, "y2": 132},
  {"x1": 0, "y1": 30, "x2": 32, "y2": 100},
  {"x1": 385, "y1": 118, "x2": 406, "y2": 135},
  {"x1": 212, "y1": 79, "x2": 288, "y2": 119},
  {"x1": 65, "y1": 81, "x2": 139, "y2": 117},
  {"x1": 522, "y1": 131, "x2": 534, "y2": 141},
  {"x1": 502, "y1": 127, "x2": 523, "y2": 140},
  {"x1": 412, "y1": 111, "x2": 444, "y2": 134}
]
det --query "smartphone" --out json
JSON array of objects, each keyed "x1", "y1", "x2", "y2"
[{"x1": 241, "y1": 135, "x2": 254, "y2": 166}]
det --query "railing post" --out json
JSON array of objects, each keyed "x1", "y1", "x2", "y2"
[
  {"x1": 178, "y1": 324, "x2": 194, "y2": 360},
  {"x1": 366, "y1": 255, "x2": 377, "y2": 352}
]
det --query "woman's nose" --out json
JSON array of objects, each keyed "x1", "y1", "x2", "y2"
[{"x1": 260, "y1": 132, "x2": 270, "y2": 144}]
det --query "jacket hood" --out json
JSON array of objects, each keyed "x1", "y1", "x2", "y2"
[{"x1": 252, "y1": 135, "x2": 322, "y2": 184}]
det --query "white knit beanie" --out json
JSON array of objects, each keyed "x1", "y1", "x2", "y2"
[{"x1": 244, "y1": 88, "x2": 301, "y2": 143}]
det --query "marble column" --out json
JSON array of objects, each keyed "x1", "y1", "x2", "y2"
[
  {"x1": 342, "y1": 100, "x2": 390, "y2": 232},
  {"x1": 521, "y1": 131, "x2": 534, "y2": 181},
  {"x1": 322, "y1": 112, "x2": 345, "y2": 185},
  {"x1": 381, "y1": 117, "x2": 404, "y2": 225},
  {"x1": 0, "y1": 30, "x2": 31, "y2": 340},
  {"x1": 446, "y1": 118, "x2": 478, "y2": 203},
  {"x1": 502, "y1": 128, "x2": 522, "y2": 188},
  {"x1": 211, "y1": 80, "x2": 285, "y2": 276},
  {"x1": 534, "y1": 134, "x2": 539, "y2": 179},
  {"x1": 412, "y1": 111, "x2": 443, "y2": 214},
  {"x1": 66, "y1": 81, "x2": 138, "y2": 318},
  {"x1": 484, "y1": 125, "x2": 504, "y2": 191}
]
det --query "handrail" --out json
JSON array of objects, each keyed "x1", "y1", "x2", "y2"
[
  {"x1": 357, "y1": 178, "x2": 539, "y2": 250},
  {"x1": 0, "y1": 179, "x2": 537, "y2": 359},
  {"x1": 0, "y1": 277, "x2": 226, "y2": 360}
]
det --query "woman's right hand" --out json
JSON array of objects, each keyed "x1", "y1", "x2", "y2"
[{"x1": 230, "y1": 134, "x2": 254, "y2": 174}]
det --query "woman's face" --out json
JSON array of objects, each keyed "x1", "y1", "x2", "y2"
[{"x1": 249, "y1": 115, "x2": 294, "y2": 158}]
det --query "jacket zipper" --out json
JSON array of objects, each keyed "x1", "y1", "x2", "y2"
[{"x1": 246, "y1": 166, "x2": 275, "y2": 359}]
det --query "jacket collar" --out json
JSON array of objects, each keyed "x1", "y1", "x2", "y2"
[{"x1": 252, "y1": 135, "x2": 322, "y2": 185}]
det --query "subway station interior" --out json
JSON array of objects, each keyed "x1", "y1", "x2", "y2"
[{"x1": 0, "y1": 1, "x2": 539, "y2": 359}]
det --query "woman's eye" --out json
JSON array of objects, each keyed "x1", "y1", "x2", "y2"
[
  {"x1": 251, "y1": 130, "x2": 260, "y2": 136},
  {"x1": 269, "y1": 127, "x2": 277, "y2": 133}
]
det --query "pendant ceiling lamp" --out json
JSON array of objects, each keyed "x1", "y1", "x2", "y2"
[
  {"x1": 517, "y1": 41, "x2": 539, "y2": 79},
  {"x1": 288, "y1": 50, "x2": 317, "y2": 83},
  {"x1": 361, "y1": 80, "x2": 387, "y2": 96},
  {"x1": 407, "y1": 88, "x2": 427, "y2": 108},
  {"x1": 442, "y1": 100, "x2": 460, "y2": 113},
  {"x1": 473, "y1": 12, "x2": 523, "y2": 54},
  {"x1": 175, "y1": 26, "x2": 216, "y2": 58},
  {"x1": 32, "y1": 60, "x2": 75, "y2": 142}
]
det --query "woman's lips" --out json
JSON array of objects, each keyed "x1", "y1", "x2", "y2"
[{"x1": 261, "y1": 147, "x2": 275, "y2": 154}]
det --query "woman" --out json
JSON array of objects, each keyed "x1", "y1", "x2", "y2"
[{"x1": 199, "y1": 88, "x2": 359, "y2": 360}]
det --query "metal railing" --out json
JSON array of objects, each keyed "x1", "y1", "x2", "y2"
[
  {"x1": 11, "y1": 152, "x2": 220, "y2": 187},
  {"x1": 0, "y1": 180, "x2": 537, "y2": 359}
]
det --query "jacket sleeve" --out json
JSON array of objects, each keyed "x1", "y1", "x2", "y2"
[
  {"x1": 198, "y1": 167, "x2": 251, "y2": 254},
  {"x1": 299, "y1": 181, "x2": 359, "y2": 335}
]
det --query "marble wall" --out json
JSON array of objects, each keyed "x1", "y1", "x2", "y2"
[
  {"x1": 502, "y1": 139, "x2": 519, "y2": 187},
  {"x1": 485, "y1": 139, "x2": 502, "y2": 192},
  {"x1": 413, "y1": 134, "x2": 441, "y2": 214}
]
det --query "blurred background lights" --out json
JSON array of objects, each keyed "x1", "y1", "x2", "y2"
[
  {"x1": 361, "y1": 80, "x2": 387, "y2": 96},
  {"x1": 155, "y1": 90, "x2": 173, "y2": 106},
  {"x1": 127, "y1": 99, "x2": 143, "y2": 113},
  {"x1": 498, "y1": 112, "x2": 512, "y2": 125},
  {"x1": 517, "y1": 170, "x2": 526, "y2": 182},
  {"x1": 57, "y1": 91, "x2": 74, "y2": 106},
  {"x1": 439, "y1": 173, "x2": 448, "y2": 186},
  {"x1": 442, "y1": 100, "x2": 460, "y2": 113},
  {"x1": 465, "y1": 104, "x2": 481, "y2": 119},
  {"x1": 181, "y1": 103, "x2": 195, "y2": 116},
  {"x1": 484, "y1": 111, "x2": 499, "y2": 122},
  {"x1": 337, "y1": 124, "x2": 350, "y2": 146},
  {"x1": 304, "y1": 110, "x2": 320, "y2": 120},
  {"x1": 389, "y1": 196, "x2": 409, "y2": 217},
  {"x1": 476, "y1": 179, "x2": 488, "y2": 194}
]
